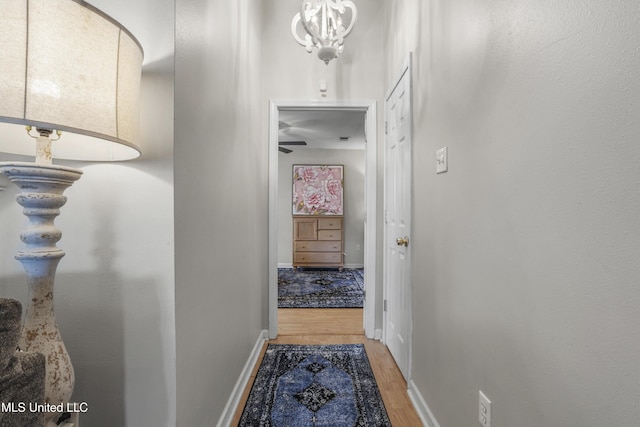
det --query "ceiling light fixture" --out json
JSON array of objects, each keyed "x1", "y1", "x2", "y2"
[{"x1": 291, "y1": 0, "x2": 357, "y2": 65}]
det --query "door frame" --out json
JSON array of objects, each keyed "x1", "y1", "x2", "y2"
[
  {"x1": 268, "y1": 99, "x2": 378, "y2": 339},
  {"x1": 382, "y1": 53, "x2": 413, "y2": 380}
]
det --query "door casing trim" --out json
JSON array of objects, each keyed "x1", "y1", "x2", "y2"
[{"x1": 268, "y1": 99, "x2": 378, "y2": 338}]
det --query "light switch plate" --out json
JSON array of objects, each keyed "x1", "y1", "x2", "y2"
[{"x1": 436, "y1": 147, "x2": 448, "y2": 174}]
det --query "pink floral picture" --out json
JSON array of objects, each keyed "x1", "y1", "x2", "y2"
[{"x1": 292, "y1": 165, "x2": 344, "y2": 215}]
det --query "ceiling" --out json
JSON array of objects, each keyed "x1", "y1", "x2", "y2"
[{"x1": 279, "y1": 109, "x2": 366, "y2": 151}]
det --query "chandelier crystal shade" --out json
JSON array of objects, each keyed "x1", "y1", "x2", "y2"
[{"x1": 291, "y1": 0, "x2": 357, "y2": 65}]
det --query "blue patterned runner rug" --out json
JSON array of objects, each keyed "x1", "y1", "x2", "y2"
[
  {"x1": 238, "y1": 344, "x2": 391, "y2": 427},
  {"x1": 278, "y1": 268, "x2": 365, "y2": 308}
]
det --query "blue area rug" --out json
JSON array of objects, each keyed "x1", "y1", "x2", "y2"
[
  {"x1": 278, "y1": 268, "x2": 364, "y2": 308},
  {"x1": 238, "y1": 344, "x2": 391, "y2": 427}
]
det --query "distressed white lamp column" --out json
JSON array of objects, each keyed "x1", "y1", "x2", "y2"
[{"x1": 0, "y1": 0, "x2": 143, "y2": 425}]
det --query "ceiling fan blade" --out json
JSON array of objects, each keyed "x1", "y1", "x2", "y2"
[
  {"x1": 279, "y1": 141, "x2": 307, "y2": 146},
  {"x1": 279, "y1": 147, "x2": 292, "y2": 153}
]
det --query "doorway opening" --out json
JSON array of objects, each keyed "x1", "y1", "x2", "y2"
[{"x1": 268, "y1": 100, "x2": 377, "y2": 339}]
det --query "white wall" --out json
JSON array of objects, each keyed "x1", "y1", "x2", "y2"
[
  {"x1": 0, "y1": 0, "x2": 175, "y2": 425},
  {"x1": 261, "y1": 0, "x2": 384, "y2": 100},
  {"x1": 384, "y1": 0, "x2": 640, "y2": 426},
  {"x1": 174, "y1": 0, "x2": 267, "y2": 425},
  {"x1": 278, "y1": 149, "x2": 366, "y2": 267}
]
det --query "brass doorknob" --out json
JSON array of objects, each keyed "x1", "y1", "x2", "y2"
[{"x1": 396, "y1": 236, "x2": 409, "y2": 247}]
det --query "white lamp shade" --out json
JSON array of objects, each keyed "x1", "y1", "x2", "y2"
[{"x1": 0, "y1": 0, "x2": 143, "y2": 161}]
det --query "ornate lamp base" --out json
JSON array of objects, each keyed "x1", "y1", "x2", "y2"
[{"x1": 0, "y1": 162, "x2": 83, "y2": 425}]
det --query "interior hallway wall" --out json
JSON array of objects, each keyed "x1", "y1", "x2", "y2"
[
  {"x1": 384, "y1": 0, "x2": 640, "y2": 426},
  {"x1": 0, "y1": 0, "x2": 176, "y2": 425},
  {"x1": 175, "y1": 0, "x2": 266, "y2": 424}
]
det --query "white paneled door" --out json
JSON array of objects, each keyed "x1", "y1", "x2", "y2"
[{"x1": 384, "y1": 56, "x2": 413, "y2": 380}]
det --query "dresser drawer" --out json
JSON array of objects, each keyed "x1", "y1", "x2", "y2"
[
  {"x1": 317, "y1": 218, "x2": 342, "y2": 230},
  {"x1": 318, "y1": 230, "x2": 341, "y2": 241},
  {"x1": 294, "y1": 252, "x2": 343, "y2": 264},
  {"x1": 293, "y1": 215, "x2": 343, "y2": 267},
  {"x1": 295, "y1": 241, "x2": 341, "y2": 252}
]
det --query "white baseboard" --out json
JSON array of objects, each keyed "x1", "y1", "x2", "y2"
[
  {"x1": 217, "y1": 330, "x2": 268, "y2": 427},
  {"x1": 277, "y1": 263, "x2": 365, "y2": 269},
  {"x1": 344, "y1": 263, "x2": 364, "y2": 269},
  {"x1": 374, "y1": 328, "x2": 382, "y2": 340},
  {"x1": 408, "y1": 380, "x2": 441, "y2": 427}
]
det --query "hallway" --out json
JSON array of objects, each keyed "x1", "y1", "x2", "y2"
[{"x1": 231, "y1": 309, "x2": 423, "y2": 426}]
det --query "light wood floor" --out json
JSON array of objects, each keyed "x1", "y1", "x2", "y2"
[{"x1": 231, "y1": 308, "x2": 424, "y2": 426}]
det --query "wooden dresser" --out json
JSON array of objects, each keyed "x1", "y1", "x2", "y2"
[{"x1": 293, "y1": 216, "x2": 344, "y2": 270}]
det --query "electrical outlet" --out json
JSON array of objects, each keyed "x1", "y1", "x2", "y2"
[
  {"x1": 479, "y1": 391, "x2": 491, "y2": 427},
  {"x1": 436, "y1": 147, "x2": 448, "y2": 174}
]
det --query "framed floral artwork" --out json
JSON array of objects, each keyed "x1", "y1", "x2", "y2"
[{"x1": 292, "y1": 165, "x2": 344, "y2": 215}]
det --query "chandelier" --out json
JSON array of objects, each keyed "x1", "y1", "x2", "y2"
[{"x1": 291, "y1": 0, "x2": 358, "y2": 65}]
